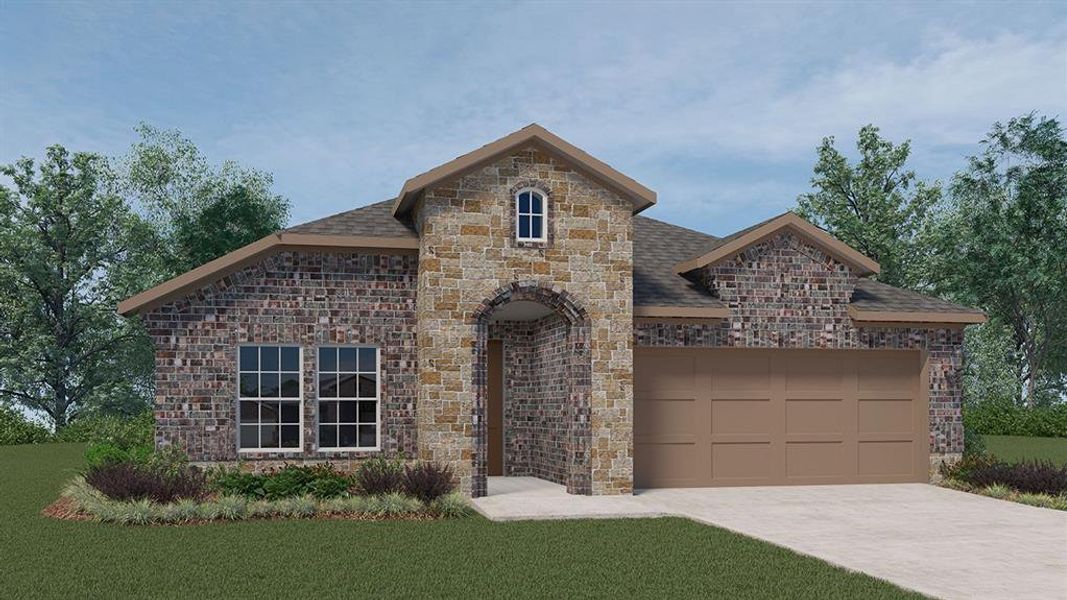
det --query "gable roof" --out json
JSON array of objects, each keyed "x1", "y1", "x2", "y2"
[
  {"x1": 117, "y1": 200, "x2": 419, "y2": 316},
  {"x1": 633, "y1": 215, "x2": 727, "y2": 314},
  {"x1": 673, "y1": 212, "x2": 881, "y2": 277},
  {"x1": 393, "y1": 124, "x2": 656, "y2": 217}
]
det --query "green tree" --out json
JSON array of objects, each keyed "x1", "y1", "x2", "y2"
[
  {"x1": 0, "y1": 146, "x2": 155, "y2": 428},
  {"x1": 928, "y1": 114, "x2": 1067, "y2": 405},
  {"x1": 117, "y1": 123, "x2": 289, "y2": 284},
  {"x1": 796, "y1": 125, "x2": 941, "y2": 288}
]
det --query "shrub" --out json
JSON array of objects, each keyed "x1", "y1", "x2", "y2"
[
  {"x1": 56, "y1": 411, "x2": 154, "y2": 448},
  {"x1": 402, "y1": 462, "x2": 455, "y2": 503},
  {"x1": 939, "y1": 452, "x2": 999, "y2": 481},
  {"x1": 85, "y1": 443, "x2": 154, "y2": 469},
  {"x1": 85, "y1": 462, "x2": 207, "y2": 503},
  {"x1": 355, "y1": 456, "x2": 405, "y2": 495},
  {"x1": 209, "y1": 467, "x2": 264, "y2": 498},
  {"x1": 0, "y1": 405, "x2": 52, "y2": 445},
  {"x1": 964, "y1": 401, "x2": 1067, "y2": 438},
  {"x1": 430, "y1": 492, "x2": 474, "y2": 518},
  {"x1": 963, "y1": 427, "x2": 986, "y2": 456},
  {"x1": 964, "y1": 459, "x2": 1067, "y2": 495},
  {"x1": 209, "y1": 463, "x2": 353, "y2": 500}
]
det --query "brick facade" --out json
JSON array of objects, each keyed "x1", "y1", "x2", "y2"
[
  {"x1": 489, "y1": 314, "x2": 572, "y2": 486},
  {"x1": 634, "y1": 231, "x2": 965, "y2": 463},
  {"x1": 413, "y1": 147, "x2": 633, "y2": 497},
  {"x1": 143, "y1": 251, "x2": 419, "y2": 463}
]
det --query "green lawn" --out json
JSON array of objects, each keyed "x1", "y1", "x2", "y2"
[
  {"x1": 985, "y1": 435, "x2": 1067, "y2": 466},
  {"x1": 0, "y1": 444, "x2": 920, "y2": 599}
]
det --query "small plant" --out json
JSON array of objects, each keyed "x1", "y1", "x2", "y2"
[
  {"x1": 355, "y1": 456, "x2": 405, "y2": 495},
  {"x1": 85, "y1": 462, "x2": 207, "y2": 503},
  {"x1": 430, "y1": 492, "x2": 474, "y2": 518},
  {"x1": 368, "y1": 492, "x2": 422, "y2": 516},
  {"x1": 401, "y1": 461, "x2": 455, "y2": 503},
  {"x1": 208, "y1": 466, "x2": 266, "y2": 498},
  {"x1": 980, "y1": 483, "x2": 1012, "y2": 499},
  {"x1": 965, "y1": 459, "x2": 1067, "y2": 495}
]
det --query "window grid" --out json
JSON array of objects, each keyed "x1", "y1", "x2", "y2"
[
  {"x1": 238, "y1": 345, "x2": 302, "y2": 451},
  {"x1": 516, "y1": 189, "x2": 546, "y2": 242},
  {"x1": 317, "y1": 346, "x2": 380, "y2": 450}
]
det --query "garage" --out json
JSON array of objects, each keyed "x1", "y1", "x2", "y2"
[{"x1": 634, "y1": 348, "x2": 928, "y2": 488}]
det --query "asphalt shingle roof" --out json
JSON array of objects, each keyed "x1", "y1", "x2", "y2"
[
  {"x1": 283, "y1": 201, "x2": 976, "y2": 315},
  {"x1": 633, "y1": 216, "x2": 725, "y2": 308},
  {"x1": 284, "y1": 199, "x2": 417, "y2": 238},
  {"x1": 851, "y1": 279, "x2": 983, "y2": 314}
]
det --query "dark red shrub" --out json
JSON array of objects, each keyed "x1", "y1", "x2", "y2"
[
  {"x1": 85, "y1": 462, "x2": 207, "y2": 503},
  {"x1": 402, "y1": 462, "x2": 455, "y2": 503},
  {"x1": 355, "y1": 457, "x2": 404, "y2": 495},
  {"x1": 963, "y1": 459, "x2": 1067, "y2": 495}
]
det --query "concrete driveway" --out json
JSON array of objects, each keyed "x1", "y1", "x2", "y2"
[
  {"x1": 474, "y1": 478, "x2": 1067, "y2": 599},
  {"x1": 641, "y1": 484, "x2": 1066, "y2": 600}
]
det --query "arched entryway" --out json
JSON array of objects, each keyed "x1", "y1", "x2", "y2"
[{"x1": 471, "y1": 282, "x2": 592, "y2": 497}]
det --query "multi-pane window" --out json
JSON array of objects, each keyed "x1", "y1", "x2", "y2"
[
  {"x1": 317, "y1": 346, "x2": 379, "y2": 450},
  {"x1": 238, "y1": 346, "x2": 301, "y2": 450},
  {"x1": 516, "y1": 189, "x2": 546, "y2": 242}
]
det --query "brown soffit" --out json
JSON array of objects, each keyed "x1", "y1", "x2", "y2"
[
  {"x1": 393, "y1": 123, "x2": 656, "y2": 217},
  {"x1": 117, "y1": 233, "x2": 420, "y2": 316},
  {"x1": 848, "y1": 305, "x2": 987, "y2": 326},
  {"x1": 673, "y1": 212, "x2": 881, "y2": 277},
  {"x1": 633, "y1": 305, "x2": 730, "y2": 319}
]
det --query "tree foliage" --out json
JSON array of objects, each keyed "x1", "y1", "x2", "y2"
[
  {"x1": 928, "y1": 114, "x2": 1067, "y2": 405},
  {"x1": 117, "y1": 123, "x2": 289, "y2": 283},
  {"x1": 796, "y1": 125, "x2": 941, "y2": 288},
  {"x1": 0, "y1": 147, "x2": 154, "y2": 428}
]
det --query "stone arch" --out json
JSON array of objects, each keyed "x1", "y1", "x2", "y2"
[{"x1": 470, "y1": 281, "x2": 592, "y2": 497}]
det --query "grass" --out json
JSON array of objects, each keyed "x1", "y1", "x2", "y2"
[
  {"x1": 985, "y1": 435, "x2": 1067, "y2": 466},
  {"x1": 1, "y1": 444, "x2": 921, "y2": 599}
]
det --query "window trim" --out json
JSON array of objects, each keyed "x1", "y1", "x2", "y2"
[
  {"x1": 236, "y1": 344, "x2": 304, "y2": 454},
  {"x1": 514, "y1": 187, "x2": 548, "y2": 243},
  {"x1": 315, "y1": 344, "x2": 382, "y2": 452}
]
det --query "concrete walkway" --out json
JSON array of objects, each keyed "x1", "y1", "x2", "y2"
[{"x1": 472, "y1": 477, "x2": 1067, "y2": 600}]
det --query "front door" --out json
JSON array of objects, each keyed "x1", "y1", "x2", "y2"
[{"x1": 487, "y1": 339, "x2": 504, "y2": 476}]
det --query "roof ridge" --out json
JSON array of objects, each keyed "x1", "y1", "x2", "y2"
[{"x1": 635, "y1": 214, "x2": 720, "y2": 241}]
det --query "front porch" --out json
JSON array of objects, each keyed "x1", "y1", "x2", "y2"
[{"x1": 472, "y1": 476, "x2": 659, "y2": 520}]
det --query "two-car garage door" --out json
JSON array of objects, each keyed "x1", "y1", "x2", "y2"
[{"x1": 634, "y1": 348, "x2": 928, "y2": 488}]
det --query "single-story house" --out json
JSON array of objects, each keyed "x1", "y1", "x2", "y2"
[{"x1": 119, "y1": 124, "x2": 985, "y2": 497}]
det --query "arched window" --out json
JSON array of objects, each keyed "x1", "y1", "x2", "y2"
[{"x1": 515, "y1": 188, "x2": 547, "y2": 242}]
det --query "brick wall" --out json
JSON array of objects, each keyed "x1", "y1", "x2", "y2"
[
  {"x1": 634, "y1": 231, "x2": 965, "y2": 461},
  {"x1": 490, "y1": 314, "x2": 571, "y2": 485},
  {"x1": 143, "y1": 250, "x2": 419, "y2": 463}
]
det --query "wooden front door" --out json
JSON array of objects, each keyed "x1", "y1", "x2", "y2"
[{"x1": 487, "y1": 339, "x2": 504, "y2": 476}]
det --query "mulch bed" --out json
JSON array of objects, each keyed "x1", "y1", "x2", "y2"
[{"x1": 41, "y1": 496, "x2": 92, "y2": 521}]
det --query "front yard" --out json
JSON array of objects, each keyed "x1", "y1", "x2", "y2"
[
  {"x1": 985, "y1": 434, "x2": 1067, "y2": 466},
  {"x1": 2, "y1": 444, "x2": 921, "y2": 599}
]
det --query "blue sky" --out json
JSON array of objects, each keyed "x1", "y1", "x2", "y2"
[{"x1": 2, "y1": 1, "x2": 1065, "y2": 236}]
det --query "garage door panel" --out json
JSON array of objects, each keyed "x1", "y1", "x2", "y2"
[
  {"x1": 857, "y1": 352, "x2": 917, "y2": 391},
  {"x1": 635, "y1": 442, "x2": 704, "y2": 488},
  {"x1": 711, "y1": 352, "x2": 771, "y2": 392},
  {"x1": 634, "y1": 348, "x2": 927, "y2": 488},
  {"x1": 786, "y1": 399, "x2": 843, "y2": 434},
  {"x1": 858, "y1": 441, "x2": 913, "y2": 476},
  {"x1": 783, "y1": 353, "x2": 843, "y2": 392},
  {"x1": 858, "y1": 399, "x2": 914, "y2": 435},
  {"x1": 712, "y1": 399, "x2": 771, "y2": 435},
  {"x1": 786, "y1": 442, "x2": 847, "y2": 478},
  {"x1": 635, "y1": 354, "x2": 694, "y2": 393},
  {"x1": 712, "y1": 442, "x2": 773, "y2": 481},
  {"x1": 635, "y1": 397, "x2": 697, "y2": 437}
]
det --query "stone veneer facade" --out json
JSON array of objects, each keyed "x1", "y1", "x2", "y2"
[
  {"x1": 413, "y1": 146, "x2": 634, "y2": 497},
  {"x1": 634, "y1": 231, "x2": 965, "y2": 465},
  {"x1": 143, "y1": 251, "x2": 419, "y2": 466}
]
